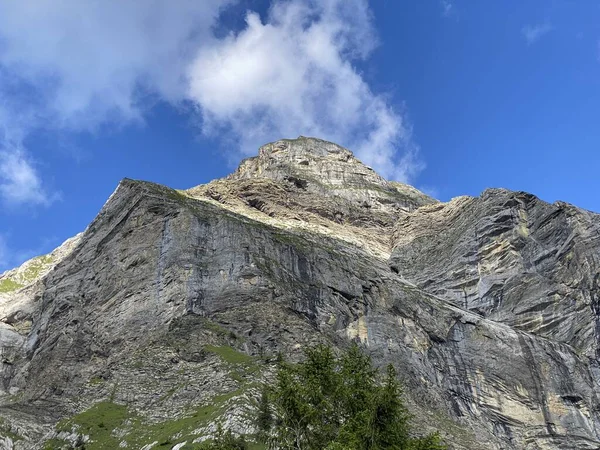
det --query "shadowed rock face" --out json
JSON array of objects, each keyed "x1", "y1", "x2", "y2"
[{"x1": 0, "y1": 137, "x2": 599, "y2": 449}]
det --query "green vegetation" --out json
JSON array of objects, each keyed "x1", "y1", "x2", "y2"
[
  {"x1": 88, "y1": 376, "x2": 105, "y2": 385},
  {"x1": 204, "y1": 345, "x2": 254, "y2": 365},
  {"x1": 130, "y1": 390, "x2": 239, "y2": 446},
  {"x1": 51, "y1": 401, "x2": 130, "y2": 449},
  {"x1": 198, "y1": 319, "x2": 243, "y2": 342},
  {"x1": 195, "y1": 425, "x2": 251, "y2": 449},
  {"x1": 0, "y1": 417, "x2": 22, "y2": 442},
  {"x1": 49, "y1": 391, "x2": 249, "y2": 449},
  {"x1": 21, "y1": 254, "x2": 53, "y2": 282},
  {"x1": 203, "y1": 344, "x2": 262, "y2": 384},
  {"x1": 46, "y1": 345, "x2": 446, "y2": 450},
  {"x1": 0, "y1": 254, "x2": 53, "y2": 294},
  {"x1": 47, "y1": 341, "x2": 262, "y2": 448},
  {"x1": 0, "y1": 278, "x2": 24, "y2": 293},
  {"x1": 256, "y1": 344, "x2": 446, "y2": 450}
]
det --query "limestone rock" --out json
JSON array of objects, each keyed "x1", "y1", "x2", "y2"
[
  {"x1": 0, "y1": 137, "x2": 598, "y2": 449},
  {"x1": 389, "y1": 189, "x2": 600, "y2": 357}
]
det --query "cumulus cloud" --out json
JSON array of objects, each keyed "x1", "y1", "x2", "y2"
[
  {"x1": 522, "y1": 23, "x2": 553, "y2": 45},
  {"x1": 0, "y1": 0, "x2": 231, "y2": 130},
  {"x1": 0, "y1": 0, "x2": 423, "y2": 207},
  {"x1": 188, "y1": 0, "x2": 420, "y2": 181}
]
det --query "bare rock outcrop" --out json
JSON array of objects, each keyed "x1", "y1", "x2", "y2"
[{"x1": 0, "y1": 137, "x2": 598, "y2": 449}]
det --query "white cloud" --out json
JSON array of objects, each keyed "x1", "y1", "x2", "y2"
[
  {"x1": 522, "y1": 23, "x2": 553, "y2": 45},
  {"x1": 188, "y1": 0, "x2": 421, "y2": 181},
  {"x1": 0, "y1": 0, "x2": 423, "y2": 201},
  {"x1": 0, "y1": 147, "x2": 54, "y2": 207},
  {"x1": 0, "y1": 0, "x2": 231, "y2": 131},
  {"x1": 0, "y1": 103, "x2": 55, "y2": 207},
  {"x1": 0, "y1": 0, "x2": 233, "y2": 207}
]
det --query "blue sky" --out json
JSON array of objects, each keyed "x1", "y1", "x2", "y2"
[{"x1": 0, "y1": 0, "x2": 599, "y2": 271}]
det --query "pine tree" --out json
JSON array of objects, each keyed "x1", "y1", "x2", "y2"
[
  {"x1": 260, "y1": 343, "x2": 447, "y2": 450},
  {"x1": 257, "y1": 386, "x2": 272, "y2": 441}
]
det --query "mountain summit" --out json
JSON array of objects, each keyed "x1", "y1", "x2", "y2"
[
  {"x1": 231, "y1": 136, "x2": 435, "y2": 209},
  {"x1": 0, "y1": 137, "x2": 599, "y2": 449}
]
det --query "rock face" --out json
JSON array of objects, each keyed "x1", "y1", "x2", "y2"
[
  {"x1": 0, "y1": 137, "x2": 599, "y2": 449},
  {"x1": 390, "y1": 190, "x2": 600, "y2": 357}
]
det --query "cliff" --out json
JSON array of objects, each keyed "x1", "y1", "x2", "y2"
[{"x1": 0, "y1": 137, "x2": 598, "y2": 449}]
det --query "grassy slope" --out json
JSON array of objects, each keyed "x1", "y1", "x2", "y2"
[{"x1": 45, "y1": 345, "x2": 266, "y2": 449}]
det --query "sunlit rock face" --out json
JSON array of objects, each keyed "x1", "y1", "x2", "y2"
[
  {"x1": 390, "y1": 188, "x2": 600, "y2": 358},
  {"x1": 0, "y1": 137, "x2": 599, "y2": 449},
  {"x1": 232, "y1": 136, "x2": 436, "y2": 213}
]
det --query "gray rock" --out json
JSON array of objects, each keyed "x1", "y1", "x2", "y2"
[
  {"x1": 389, "y1": 188, "x2": 600, "y2": 357},
  {"x1": 0, "y1": 137, "x2": 598, "y2": 449}
]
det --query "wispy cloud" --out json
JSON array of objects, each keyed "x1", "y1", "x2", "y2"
[
  {"x1": 441, "y1": 1, "x2": 454, "y2": 18},
  {"x1": 0, "y1": 147, "x2": 56, "y2": 207},
  {"x1": 522, "y1": 23, "x2": 553, "y2": 45}
]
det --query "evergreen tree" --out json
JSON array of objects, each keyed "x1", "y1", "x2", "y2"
[
  {"x1": 259, "y1": 343, "x2": 447, "y2": 450},
  {"x1": 257, "y1": 386, "x2": 273, "y2": 442}
]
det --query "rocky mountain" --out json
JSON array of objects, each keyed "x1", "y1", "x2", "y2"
[{"x1": 0, "y1": 136, "x2": 599, "y2": 449}]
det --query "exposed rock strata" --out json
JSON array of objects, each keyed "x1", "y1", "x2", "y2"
[
  {"x1": 389, "y1": 189, "x2": 600, "y2": 357},
  {"x1": 0, "y1": 137, "x2": 598, "y2": 449}
]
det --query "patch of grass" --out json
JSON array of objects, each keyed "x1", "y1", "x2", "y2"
[
  {"x1": 88, "y1": 376, "x2": 105, "y2": 385},
  {"x1": 203, "y1": 345, "x2": 263, "y2": 384},
  {"x1": 204, "y1": 345, "x2": 253, "y2": 365},
  {"x1": 57, "y1": 401, "x2": 131, "y2": 450},
  {"x1": 0, "y1": 279, "x2": 23, "y2": 293},
  {"x1": 43, "y1": 437, "x2": 71, "y2": 449},
  {"x1": 21, "y1": 254, "x2": 53, "y2": 282},
  {"x1": 248, "y1": 443, "x2": 268, "y2": 450},
  {"x1": 201, "y1": 319, "x2": 242, "y2": 341},
  {"x1": 46, "y1": 389, "x2": 256, "y2": 449},
  {"x1": 0, "y1": 417, "x2": 22, "y2": 442},
  {"x1": 128, "y1": 391, "x2": 239, "y2": 446},
  {"x1": 0, "y1": 254, "x2": 53, "y2": 294}
]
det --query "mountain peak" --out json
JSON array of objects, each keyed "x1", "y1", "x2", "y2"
[
  {"x1": 258, "y1": 136, "x2": 353, "y2": 160},
  {"x1": 232, "y1": 136, "x2": 372, "y2": 185},
  {"x1": 229, "y1": 136, "x2": 435, "y2": 210}
]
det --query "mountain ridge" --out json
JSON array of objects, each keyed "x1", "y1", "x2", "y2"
[{"x1": 0, "y1": 137, "x2": 598, "y2": 449}]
